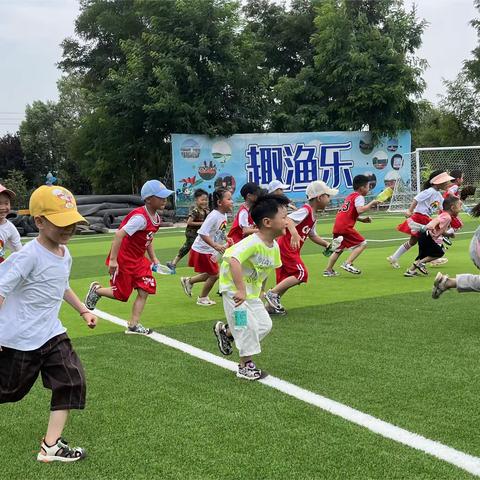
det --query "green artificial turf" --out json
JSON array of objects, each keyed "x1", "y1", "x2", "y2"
[{"x1": 2, "y1": 212, "x2": 480, "y2": 479}]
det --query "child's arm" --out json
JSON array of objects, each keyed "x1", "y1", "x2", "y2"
[
  {"x1": 425, "y1": 217, "x2": 441, "y2": 231},
  {"x1": 199, "y1": 234, "x2": 226, "y2": 254},
  {"x1": 186, "y1": 215, "x2": 204, "y2": 228},
  {"x1": 356, "y1": 199, "x2": 379, "y2": 214},
  {"x1": 229, "y1": 258, "x2": 247, "y2": 307},
  {"x1": 63, "y1": 288, "x2": 97, "y2": 328},
  {"x1": 286, "y1": 218, "x2": 301, "y2": 249},
  {"x1": 309, "y1": 233, "x2": 329, "y2": 248},
  {"x1": 405, "y1": 199, "x2": 417, "y2": 217},
  {"x1": 108, "y1": 228, "x2": 128, "y2": 275},
  {"x1": 146, "y1": 244, "x2": 160, "y2": 265},
  {"x1": 357, "y1": 216, "x2": 372, "y2": 223}
]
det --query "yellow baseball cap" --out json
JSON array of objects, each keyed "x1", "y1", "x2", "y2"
[{"x1": 29, "y1": 186, "x2": 87, "y2": 227}]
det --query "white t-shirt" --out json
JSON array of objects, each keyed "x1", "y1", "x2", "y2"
[
  {"x1": 0, "y1": 219, "x2": 22, "y2": 261},
  {"x1": 0, "y1": 239, "x2": 70, "y2": 351},
  {"x1": 122, "y1": 208, "x2": 161, "y2": 236},
  {"x1": 192, "y1": 209, "x2": 228, "y2": 254},
  {"x1": 414, "y1": 187, "x2": 444, "y2": 216},
  {"x1": 288, "y1": 206, "x2": 318, "y2": 237}
]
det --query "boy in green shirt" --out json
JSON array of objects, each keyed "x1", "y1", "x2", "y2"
[{"x1": 214, "y1": 194, "x2": 289, "y2": 380}]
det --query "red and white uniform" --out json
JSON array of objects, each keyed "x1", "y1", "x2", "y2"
[
  {"x1": 106, "y1": 206, "x2": 160, "y2": 301},
  {"x1": 228, "y1": 204, "x2": 254, "y2": 244},
  {"x1": 397, "y1": 187, "x2": 444, "y2": 237},
  {"x1": 276, "y1": 204, "x2": 316, "y2": 283},
  {"x1": 189, "y1": 209, "x2": 228, "y2": 276},
  {"x1": 333, "y1": 192, "x2": 366, "y2": 249},
  {"x1": 443, "y1": 185, "x2": 463, "y2": 230}
]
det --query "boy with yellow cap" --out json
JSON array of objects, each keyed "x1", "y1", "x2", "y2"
[{"x1": 0, "y1": 185, "x2": 97, "y2": 463}]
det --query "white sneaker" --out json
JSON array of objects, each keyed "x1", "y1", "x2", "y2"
[
  {"x1": 387, "y1": 256, "x2": 400, "y2": 269},
  {"x1": 37, "y1": 437, "x2": 86, "y2": 463},
  {"x1": 196, "y1": 296, "x2": 216, "y2": 306},
  {"x1": 429, "y1": 257, "x2": 449, "y2": 267},
  {"x1": 265, "y1": 290, "x2": 284, "y2": 311},
  {"x1": 341, "y1": 262, "x2": 361, "y2": 274},
  {"x1": 180, "y1": 277, "x2": 193, "y2": 297},
  {"x1": 432, "y1": 272, "x2": 449, "y2": 299}
]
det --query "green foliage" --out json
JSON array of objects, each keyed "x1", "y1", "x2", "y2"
[
  {"x1": 0, "y1": 169, "x2": 30, "y2": 209},
  {"x1": 271, "y1": 0, "x2": 427, "y2": 137},
  {"x1": 0, "y1": 133, "x2": 25, "y2": 174}
]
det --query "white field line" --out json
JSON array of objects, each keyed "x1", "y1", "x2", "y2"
[{"x1": 94, "y1": 308, "x2": 480, "y2": 477}]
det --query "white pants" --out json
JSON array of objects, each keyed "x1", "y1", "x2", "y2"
[
  {"x1": 222, "y1": 294, "x2": 272, "y2": 357},
  {"x1": 457, "y1": 274, "x2": 480, "y2": 292}
]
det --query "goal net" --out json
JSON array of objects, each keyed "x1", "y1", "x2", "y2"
[{"x1": 388, "y1": 146, "x2": 480, "y2": 212}]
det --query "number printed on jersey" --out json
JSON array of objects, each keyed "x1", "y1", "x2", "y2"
[
  {"x1": 339, "y1": 200, "x2": 351, "y2": 213},
  {"x1": 145, "y1": 231, "x2": 154, "y2": 247}
]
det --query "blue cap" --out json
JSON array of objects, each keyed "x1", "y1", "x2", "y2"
[{"x1": 140, "y1": 180, "x2": 174, "y2": 200}]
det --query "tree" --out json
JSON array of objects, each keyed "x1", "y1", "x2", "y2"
[
  {"x1": 271, "y1": 0, "x2": 427, "y2": 136},
  {"x1": 0, "y1": 170, "x2": 29, "y2": 210},
  {"x1": 59, "y1": 0, "x2": 270, "y2": 193},
  {"x1": 0, "y1": 133, "x2": 25, "y2": 175},
  {"x1": 464, "y1": 0, "x2": 480, "y2": 92}
]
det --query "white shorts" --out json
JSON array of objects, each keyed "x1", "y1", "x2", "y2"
[{"x1": 222, "y1": 294, "x2": 272, "y2": 357}]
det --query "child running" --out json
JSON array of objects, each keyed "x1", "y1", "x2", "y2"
[
  {"x1": 213, "y1": 194, "x2": 290, "y2": 380},
  {"x1": 0, "y1": 185, "x2": 97, "y2": 462},
  {"x1": 404, "y1": 195, "x2": 461, "y2": 277},
  {"x1": 227, "y1": 182, "x2": 261, "y2": 244},
  {"x1": 180, "y1": 188, "x2": 233, "y2": 306},
  {"x1": 0, "y1": 184, "x2": 22, "y2": 263},
  {"x1": 387, "y1": 170, "x2": 453, "y2": 268},
  {"x1": 268, "y1": 179, "x2": 297, "y2": 210},
  {"x1": 167, "y1": 188, "x2": 209, "y2": 273},
  {"x1": 265, "y1": 180, "x2": 338, "y2": 315},
  {"x1": 324, "y1": 174, "x2": 379, "y2": 276},
  {"x1": 84, "y1": 180, "x2": 174, "y2": 334}
]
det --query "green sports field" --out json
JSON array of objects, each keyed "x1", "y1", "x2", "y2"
[{"x1": 2, "y1": 213, "x2": 480, "y2": 479}]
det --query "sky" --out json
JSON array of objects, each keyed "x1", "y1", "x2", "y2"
[{"x1": 0, "y1": 0, "x2": 478, "y2": 136}]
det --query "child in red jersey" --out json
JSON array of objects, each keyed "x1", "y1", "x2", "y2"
[
  {"x1": 227, "y1": 182, "x2": 261, "y2": 244},
  {"x1": 180, "y1": 188, "x2": 234, "y2": 306},
  {"x1": 324, "y1": 175, "x2": 379, "y2": 276},
  {"x1": 264, "y1": 181, "x2": 338, "y2": 315},
  {"x1": 84, "y1": 180, "x2": 173, "y2": 335}
]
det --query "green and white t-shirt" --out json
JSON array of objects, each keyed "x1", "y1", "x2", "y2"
[{"x1": 219, "y1": 233, "x2": 282, "y2": 299}]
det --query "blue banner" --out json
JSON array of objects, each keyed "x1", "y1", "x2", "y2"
[{"x1": 172, "y1": 131, "x2": 411, "y2": 212}]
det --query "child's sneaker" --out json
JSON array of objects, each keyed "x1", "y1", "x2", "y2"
[
  {"x1": 404, "y1": 269, "x2": 419, "y2": 277},
  {"x1": 37, "y1": 437, "x2": 86, "y2": 463},
  {"x1": 443, "y1": 236, "x2": 452, "y2": 247},
  {"x1": 196, "y1": 296, "x2": 216, "y2": 306},
  {"x1": 266, "y1": 305, "x2": 287, "y2": 316},
  {"x1": 166, "y1": 262, "x2": 176, "y2": 274},
  {"x1": 213, "y1": 321, "x2": 233, "y2": 355},
  {"x1": 265, "y1": 290, "x2": 284, "y2": 311},
  {"x1": 125, "y1": 323, "x2": 152, "y2": 335},
  {"x1": 387, "y1": 256, "x2": 400, "y2": 269},
  {"x1": 323, "y1": 270, "x2": 339, "y2": 277},
  {"x1": 429, "y1": 257, "x2": 448, "y2": 267},
  {"x1": 180, "y1": 277, "x2": 193, "y2": 297},
  {"x1": 237, "y1": 361, "x2": 262, "y2": 381},
  {"x1": 432, "y1": 272, "x2": 449, "y2": 299},
  {"x1": 341, "y1": 262, "x2": 361, "y2": 274},
  {"x1": 84, "y1": 281, "x2": 101, "y2": 310},
  {"x1": 413, "y1": 261, "x2": 428, "y2": 275}
]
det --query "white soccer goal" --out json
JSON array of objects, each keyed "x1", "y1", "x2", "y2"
[{"x1": 388, "y1": 146, "x2": 480, "y2": 213}]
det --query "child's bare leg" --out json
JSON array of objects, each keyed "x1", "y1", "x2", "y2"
[
  {"x1": 325, "y1": 251, "x2": 342, "y2": 271},
  {"x1": 200, "y1": 274, "x2": 218, "y2": 298},
  {"x1": 130, "y1": 288, "x2": 148, "y2": 327},
  {"x1": 345, "y1": 244, "x2": 366, "y2": 264},
  {"x1": 95, "y1": 286, "x2": 116, "y2": 299},
  {"x1": 171, "y1": 255, "x2": 181, "y2": 267},
  {"x1": 44, "y1": 410, "x2": 69, "y2": 445},
  {"x1": 189, "y1": 273, "x2": 209, "y2": 285},
  {"x1": 271, "y1": 276, "x2": 301, "y2": 296}
]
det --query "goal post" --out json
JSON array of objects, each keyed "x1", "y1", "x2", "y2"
[{"x1": 388, "y1": 145, "x2": 480, "y2": 212}]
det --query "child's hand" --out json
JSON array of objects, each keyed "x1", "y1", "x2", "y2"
[
  {"x1": 108, "y1": 259, "x2": 119, "y2": 276},
  {"x1": 290, "y1": 232, "x2": 301, "y2": 250},
  {"x1": 81, "y1": 312, "x2": 97, "y2": 329},
  {"x1": 226, "y1": 237, "x2": 234, "y2": 247},
  {"x1": 215, "y1": 243, "x2": 226, "y2": 254},
  {"x1": 152, "y1": 257, "x2": 160, "y2": 266},
  {"x1": 363, "y1": 216, "x2": 372, "y2": 223},
  {"x1": 233, "y1": 289, "x2": 246, "y2": 307},
  {"x1": 405, "y1": 209, "x2": 412, "y2": 218}
]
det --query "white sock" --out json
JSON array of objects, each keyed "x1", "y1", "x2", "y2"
[{"x1": 391, "y1": 242, "x2": 411, "y2": 261}]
